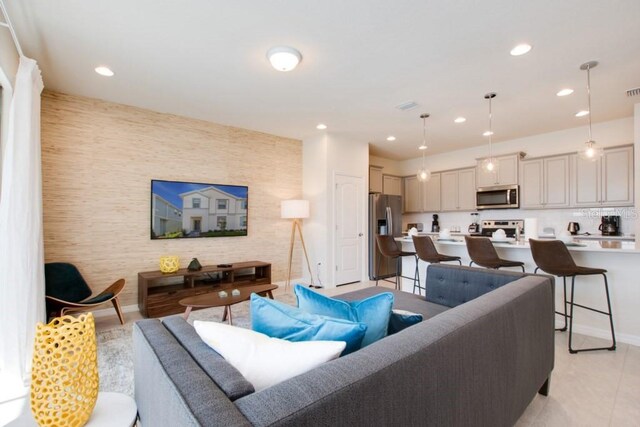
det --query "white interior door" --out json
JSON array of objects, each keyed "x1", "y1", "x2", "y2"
[{"x1": 335, "y1": 174, "x2": 363, "y2": 285}]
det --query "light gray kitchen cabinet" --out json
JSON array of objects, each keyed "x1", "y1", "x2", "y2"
[
  {"x1": 369, "y1": 165, "x2": 383, "y2": 193},
  {"x1": 572, "y1": 145, "x2": 634, "y2": 207},
  {"x1": 403, "y1": 175, "x2": 422, "y2": 213},
  {"x1": 476, "y1": 153, "x2": 522, "y2": 187},
  {"x1": 382, "y1": 174, "x2": 402, "y2": 196},
  {"x1": 441, "y1": 167, "x2": 476, "y2": 211},
  {"x1": 520, "y1": 155, "x2": 570, "y2": 209},
  {"x1": 423, "y1": 172, "x2": 441, "y2": 212}
]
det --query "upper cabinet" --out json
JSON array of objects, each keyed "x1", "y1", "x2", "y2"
[
  {"x1": 441, "y1": 167, "x2": 476, "y2": 212},
  {"x1": 369, "y1": 166, "x2": 383, "y2": 193},
  {"x1": 520, "y1": 155, "x2": 570, "y2": 209},
  {"x1": 572, "y1": 145, "x2": 634, "y2": 207},
  {"x1": 476, "y1": 153, "x2": 523, "y2": 188},
  {"x1": 382, "y1": 174, "x2": 402, "y2": 196},
  {"x1": 403, "y1": 173, "x2": 442, "y2": 213}
]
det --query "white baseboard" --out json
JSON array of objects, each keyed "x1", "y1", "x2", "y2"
[{"x1": 556, "y1": 321, "x2": 640, "y2": 347}]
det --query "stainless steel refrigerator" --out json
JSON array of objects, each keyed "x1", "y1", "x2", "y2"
[{"x1": 369, "y1": 193, "x2": 403, "y2": 280}]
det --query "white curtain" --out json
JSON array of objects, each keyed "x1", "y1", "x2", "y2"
[{"x1": 0, "y1": 56, "x2": 45, "y2": 400}]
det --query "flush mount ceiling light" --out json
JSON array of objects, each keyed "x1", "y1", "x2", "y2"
[
  {"x1": 510, "y1": 43, "x2": 532, "y2": 56},
  {"x1": 94, "y1": 66, "x2": 114, "y2": 77},
  {"x1": 557, "y1": 88, "x2": 574, "y2": 97},
  {"x1": 416, "y1": 114, "x2": 432, "y2": 182},
  {"x1": 575, "y1": 110, "x2": 589, "y2": 117},
  {"x1": 386, "y1": 136, "x2": 396, "y2": 141},
  {"x1": 267, "y1": 46, "x2": 302, "y2": 72},
  {"x1": 481, "y1": 93, "x2": 499, "y2": 173},
  {"x1": 578, "y1": 61, "x2": 603, "y2": 161},
  {"x1": 454, "y1": 117, "x2": 466, "y2": 123},
  {"x1": 482, "y1": 131, "x2": 494, "y2": 136},
  {"x1": 316, "y1": 123, "x2": 327, "y2": 130}
]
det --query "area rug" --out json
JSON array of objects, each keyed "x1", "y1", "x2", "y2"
[{"x1": 97, "y1": 293, "x2": 297, "y2": 397}]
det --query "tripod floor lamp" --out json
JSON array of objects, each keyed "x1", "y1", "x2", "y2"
[{"x1": 281, "y1": 199, "x2": 314, "y2": 290}]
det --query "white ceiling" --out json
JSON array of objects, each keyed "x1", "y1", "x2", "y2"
[{"x1": 6, "y1": 0, "x2": 640, "y2": 160}]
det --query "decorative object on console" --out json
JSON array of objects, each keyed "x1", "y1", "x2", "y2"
[
  {"x1": 31, "y1": 313, "x2": 99, "y2": 427},
  {"x1": 44, "y1": 262, "x2": 126, "y2": 324},
  {"x1": 250, "y1": 293, "x2": 367, "y2": 355},
  {"x1": 294, "y1": 284, "x2": 393, "y2": 347},
  {"x1": 577, "y1": 61, "x2": 604, "y2": 161},
  {"x1": 480, "y1": 92, "x2": 499, "y2": 174},
  {"x1": 194, "y1": 320, "x2": 345, "y2": 391},
  {"x1": 150, "y1": 179, "x2": 248, "y2": 239},
  {"x1": 159, "y1": 255, "x2": 180, "y2": 273},
  {"x1": 281, "y1": 199, "x2": 315, "y2": 290},
  {"x1": 187, "y1": 257, "x2": 202, "y2": 271},
  {"x1": 416, "y1": 113, "x2": 432, "y2": 182}
]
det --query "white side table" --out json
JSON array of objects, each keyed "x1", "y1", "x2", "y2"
[{"x1": 8, "y1": 392, "x2": 137, "y2": 427}]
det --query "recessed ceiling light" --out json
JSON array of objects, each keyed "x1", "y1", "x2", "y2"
[
  {"x1": 418, "y1": 145, "x2": 428, "y2": 150},
  {"x1": 510, "y1": 43, "x2": 532, "y2": 56},
  {"x1": 94, "y1": 66, "x2": 114, "y2": 77},
  {"x1": 482, "y1": 131, "x2": 494, "y2": 136},
  {"x1": 575, "y1": 110, "x2": 589, "y2": 117},
  {"x1": 556, "y1": 88, "x2": 574, "y2": 97},
  {"x1": 454, "y1": 117, "x2": 466, "y2": 123},
  {"x1": 386, "y1": 136, "x2": 396, "y2": 141},
  {"x1": 316, "y1": 123, "x2": 327, "y2": 130},
  {"x1": 267, "y1": 46, "x2": 302, "y2": 72}
]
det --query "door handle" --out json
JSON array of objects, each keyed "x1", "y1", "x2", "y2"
[{"x1": 359, "y1": 233, "x2": 363, "y2": 237}]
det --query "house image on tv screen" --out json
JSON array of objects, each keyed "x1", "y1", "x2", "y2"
[
  {"x1": 180, "y1": 186, "x2": 248, "y2": 237},
  {"x1": 151, "y1": 194, "x2": 183, "y2": 237}
]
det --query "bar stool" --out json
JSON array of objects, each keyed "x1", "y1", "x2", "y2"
[
  {"x1": 529, "y1": 239, "x2": 615, "y2": 353},
  {"x1": 375, "y1": 234, "x2": 419, "y2": 291},
  {"x1": 464, "y1": 236, "x2": 525, "y2": 272},
  {"x1": 411, "y1": 235, "x2": 461, "y2": 295}
]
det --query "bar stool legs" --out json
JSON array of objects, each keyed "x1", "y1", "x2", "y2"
[
  {"x1": 567, "y1": 273, "x2": 616, "y2": 354},
  {"x1": 375, "y1": 253, "x2": 419, "y2": 291}
]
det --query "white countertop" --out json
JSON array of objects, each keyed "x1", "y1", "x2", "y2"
[{"x1": 398, "y1": 236, "x2": 640, "y2": 253}]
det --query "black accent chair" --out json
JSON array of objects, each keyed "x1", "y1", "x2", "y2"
[
  {"x1": 529, "y1": 239, "x2": 615, "y2": 353},
  {"x1": 45, "y1": 262, "x2": 126, "y2": 324},
  {"x1": 375, "y1": 235, "x2": 419, "y2": 291}
]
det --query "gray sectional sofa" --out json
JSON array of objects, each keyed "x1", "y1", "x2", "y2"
[{"x1": 133, "y1": 264, "x2": 555, "y2": 426}]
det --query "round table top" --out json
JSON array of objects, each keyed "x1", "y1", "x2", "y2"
[
  {"x1": 8, "y1": 392, "x2": 137, "y2": 427},
  {"x1": 179, "y1": 283, "x2": 278, "y2": 308}
]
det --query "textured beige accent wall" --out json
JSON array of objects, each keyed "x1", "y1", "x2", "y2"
[{"x1": 41, "y1": 91, "x2": 302, "y2": 307}]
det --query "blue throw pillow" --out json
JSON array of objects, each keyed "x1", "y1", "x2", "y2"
[
  {"x1": 294, "y1": 285, "x2": 394, "y2": 347},
  {"x1": 250, "y1": 294, "x2": 367, "y2": 355},
  {"x1": 388, "y1": 309, "x2": 423, "y2": 335}
]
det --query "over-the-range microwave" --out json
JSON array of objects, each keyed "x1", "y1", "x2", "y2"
[{"x1": 476, "y1": 184, "x2": 519, "y2": 210}]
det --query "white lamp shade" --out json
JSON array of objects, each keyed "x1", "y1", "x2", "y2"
[{"x1": 281, "y1": 199, "x2": 310, "y2": 219}]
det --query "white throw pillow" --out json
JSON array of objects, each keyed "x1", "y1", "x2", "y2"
[{"x1": 193, "y1": 320, "x2": 346, "y2": 391}]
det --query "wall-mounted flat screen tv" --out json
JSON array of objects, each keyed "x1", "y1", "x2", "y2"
[{"x1": 151, "y1": 179, "x2": 248, "y2": 239}]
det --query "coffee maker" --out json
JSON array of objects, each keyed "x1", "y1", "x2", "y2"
[
  {"x1": 599, "y1": 216, "x2": 620, "y2": 236},
  {"x1": 431, "y1": 214, "x2": 440, "y2": 233}
]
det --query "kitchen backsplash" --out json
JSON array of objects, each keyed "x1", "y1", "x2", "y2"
[{"x1": 404, "y1": 206, "x2": 636, "y2": 236}]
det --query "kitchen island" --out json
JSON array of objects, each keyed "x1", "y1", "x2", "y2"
[{"x1": 396, "y1": 236, "x2": 640, "y2": 346}]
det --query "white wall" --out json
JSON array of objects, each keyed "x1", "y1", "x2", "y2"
[
  {"x1": 635, "y1": 104, "x2": 640, "y2": 245},
  {"x1": 373, "y1": 117, "x2": 636, "y2": 238},
  {"x1": 303, "y1": 133, "x2": 369, "y2": 288}
]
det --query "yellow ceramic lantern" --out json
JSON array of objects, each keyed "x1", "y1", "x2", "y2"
[
  {"x1": 31, "y1": 313, "x2": 99, "y2": 427},
  {"x1": 159, "y1": 255, "x2": 180, "y2": 273}
]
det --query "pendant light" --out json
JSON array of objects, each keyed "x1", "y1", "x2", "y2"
[
  {"x1": 416, "y1": 114, "x2": 431, "y2": 182},
  {"x1": 578, "y1": 61, "x2": 603, "y2": 161},
  {"x1": 480, "y1": 93, "x2": 498, "y2": 173}
]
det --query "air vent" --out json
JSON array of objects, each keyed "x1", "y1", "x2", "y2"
[
  {"x1": 627, "y1": 87, "x2": 640, "y2": 97},
  {"x1": 395, "y1": 101, "x2": 419, "y2": 111}
]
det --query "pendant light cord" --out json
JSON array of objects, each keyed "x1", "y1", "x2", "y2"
[
  {"x1": 421, "y1": 115, "x2": 426, "y2": 167},
  {"x1": 488, "y1": 95, "x2": 493, "y2": 158},
  {"x1": 586, "y1": 64, "x2": 593, "y2": 142}
]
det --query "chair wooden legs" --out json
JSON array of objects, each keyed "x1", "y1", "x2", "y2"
[{"x1": 111, "y1": 297, "x2": 125, "y2": 325}]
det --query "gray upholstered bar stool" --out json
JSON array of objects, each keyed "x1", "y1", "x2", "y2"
[
  {"x1": 375, "y1": 234, "x2": 419, "y2": 291},
  {"x1": 464, "y1": 236, "x2": 525, "y2": 272},
  {"x1": 411, "y1": 235, "x2": 461, "y2": 295},
  {"x1": 529, "y1": 239, "x2": 616, "y2": 353}
]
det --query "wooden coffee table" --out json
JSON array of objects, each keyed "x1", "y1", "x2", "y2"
[{"x1": 179, "y1": 283, "x2": 278, "y2": 323}]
